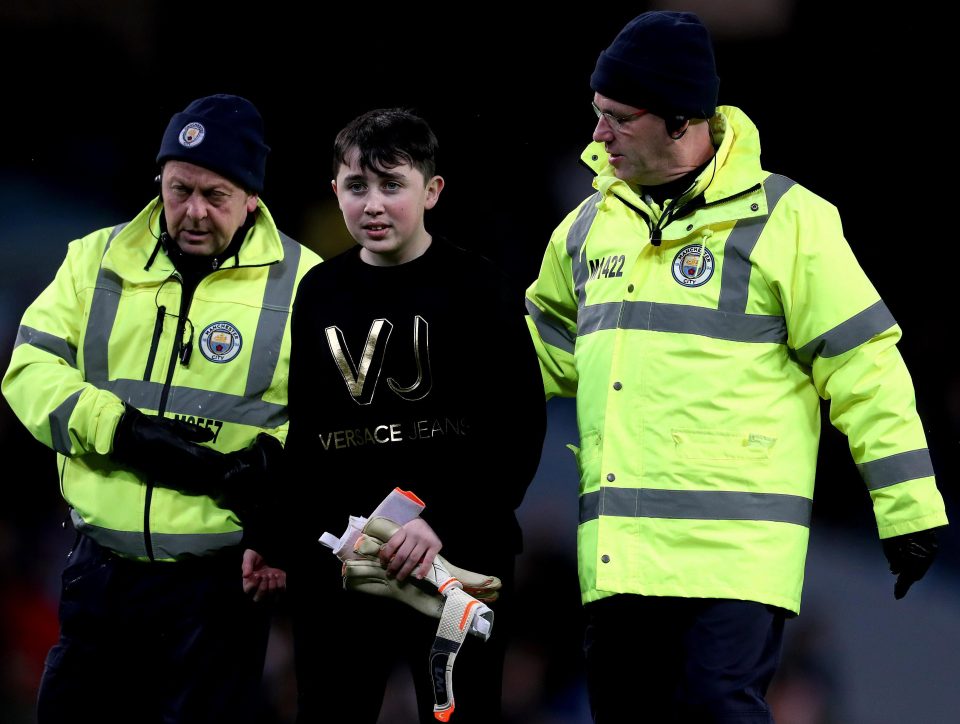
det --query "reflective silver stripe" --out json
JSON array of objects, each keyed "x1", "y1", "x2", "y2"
[
  {"x1": 106, "y1": 222, "x2": 127, "y2": 248},
  {"x1": 245, "y1": 233, "x2": 301, "y2": 398},
  {"x1": 525, "y1": 298, "x2": 576, "y2": 354},
  {"x1": 72, "y1": 509, "x2": 149, "y2": 558},
  {"x1": 102, "y1": 378, "x2": 163, "y2": 410},
  {"x1": 83, "y1": 268, "x2": 123, "y2": 383},
  {"x1": 578, "y1": 302, "x2": 622, "y2": 336},
  {"x1": 103, "y1": 378, "x2": 287, "y2": 428},
  {"x1": 151, "y1": 529, "x2": 244, "y2": 559},
  {"x1": 568, "y1": 193, "x2": 602, "y2": 306},
  {"x1": 579, "y1": 487, "x2": 812, "y2": 527},
  {"x1": 15, "y1": 325, "x2": 78, "y2": 367},
  {"x1": 83, "y1": 225, "x2": 295, "y2": 427},
  {"x1": 718, "y1": 175, "x2": 796, "y2": 313},
  {"x1": 71, "y1": 509, "x2": 242, "y2": 559},
  {"x1": 165, "y1": 385, "x2": 287, "y2": 428},
  {"x1": 578, "y1": 300, "x2": 787, "y2": 344},
  {"x1": 82, "y1": 224, "x2": 132, "y2": 380},
  {"x1": 795, "y1": 300, "x2": 896, "y2": 365},
  {"x1": 49, "y1": 390, "x2": 82, "y2": 455},
  {"x1": 858, "y1": 449, "x2": 934, "y2": 490}
]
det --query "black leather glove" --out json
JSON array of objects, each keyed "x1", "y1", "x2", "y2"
[
  {"x1": 215, "y1": 433, "x2": 284, "y2": 520},
  {"x1": 112, "y1": 404, "x2": 281, "y2": 518},
  {"x1": 111, "y1": 403, "x2": 223, "y2": 492},
  {"x1": 881, "y1": 529, "x2": 940, "y2": 599}
]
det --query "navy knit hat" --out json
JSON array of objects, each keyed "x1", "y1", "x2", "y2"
[
  {"x1": 590, "y1": 11, "x2": 720, "y2": 119},
  {"x1": 156, "y1": 94, "x2": 269, "y2": 192}
]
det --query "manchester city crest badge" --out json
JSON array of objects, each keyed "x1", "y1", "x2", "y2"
[
  {"x1": 671, "y1": 244, "x2": 715, "y2": 287},
  {"x1": 178, "y1": 122, "x2": 206, "y2": 148},
  {"x1": 198, "y1": 321, "x2": 242, "y2": 363}
]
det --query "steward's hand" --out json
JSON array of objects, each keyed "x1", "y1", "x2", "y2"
[
  {"x1": 216, "y1": 434, "x2": 283, "y2": 519},
  {"x1": 882, "y1": 529, "x2": 940, "y2": 599},
  {"x1": 111, "y1": 403, "x2": 220, "y2": 490},
  {"x1": 112, "y1": 405, "x2": 282, "y2": 515}
]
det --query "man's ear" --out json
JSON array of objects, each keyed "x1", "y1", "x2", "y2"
[{"x1": 331, "y1": 179, "x2": 338, "y2": 196}]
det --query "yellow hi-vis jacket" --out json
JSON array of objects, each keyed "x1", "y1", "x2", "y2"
[
  {"x1": 2, "y1": 198, "x2": 321, "y2": 561},
  {"x1": 525, "y1": 106, "x2": 948, "y2": 613}
]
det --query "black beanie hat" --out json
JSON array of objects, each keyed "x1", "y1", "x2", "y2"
[
  {"x1": 590, "y1": 11, "x2": 720, "y2": 119},
  {"x1": 156, "y1": 94, "x2": 269, "y2": 193}
]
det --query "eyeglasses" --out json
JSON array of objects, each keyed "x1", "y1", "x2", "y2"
[{"x1": 592, "y1": 101, "x2": 648, "y2": 130}]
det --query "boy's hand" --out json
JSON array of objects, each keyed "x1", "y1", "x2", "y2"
[
  {"x1": 242, "y1": 548, "x2": 286, "y2": 603},
  {"x1": 379, "y1": 518, "x2": 441, "y2": 582}
]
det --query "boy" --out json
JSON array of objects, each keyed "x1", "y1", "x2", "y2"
[{"x1": 282, "y1": 109, "x2": 546, "y2": 723}]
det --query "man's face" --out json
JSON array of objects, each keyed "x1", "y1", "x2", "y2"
[
  {"x1": 161, "y1": 160, "x2": 258, "y2": 257},
  {"x1": 592, "y1": 92, "x2": 676, "y2": 187},
  {"x1": 332, "y1": 150, "x2": 443, "y2": 266}
]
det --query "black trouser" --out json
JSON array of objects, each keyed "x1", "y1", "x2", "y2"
[
  {"x1": 37, "y1": 534, "x2": 271, "y2": 724},
  {"x1": 290, "y1": 552, "x2": 515, "y2": 724},
  {"x1": 584, "y1": 595, "x2": 786, "y2": 723}
]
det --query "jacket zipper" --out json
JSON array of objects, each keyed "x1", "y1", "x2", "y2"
[
  {"x1": 144, "y1": 275, "x2": 193, "y2": 561},
  {"x1": 614, "y1": 182, "x2": 761, "y2": 245},
  {"x1": 138, "y1": 255, "x2": 278, "y2": 559},
  {"x1": 143, "y1": 305, "x2": 166, "y2": 381}
]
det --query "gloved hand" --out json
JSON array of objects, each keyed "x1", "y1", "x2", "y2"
[
  {"x1": 881, "y1": 528, "x2": 940, "y2": 599},
  {"x1": 111, "y1": 403, "x2": 221, "y2": 491},
  {"x1": 216, "y1": 433, "x2": 284, "y2": 519},
  {"x1": 112, "y1": 404, "x2": 282, "y2": 518},
  {"x1": 343, "y1": 557, "x2": 494, "y2": 641},
  {"x1": 343, "y1": 556, "x2": 447, "y2": 618}
]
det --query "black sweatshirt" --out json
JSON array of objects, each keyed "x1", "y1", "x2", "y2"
[{"x1": 280, "y1": 238, "x2": 546, "y2": 571}]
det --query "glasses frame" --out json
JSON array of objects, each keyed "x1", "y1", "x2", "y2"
[{"x1": 592, "y1": 101, "x2": 648, "y2": 130}]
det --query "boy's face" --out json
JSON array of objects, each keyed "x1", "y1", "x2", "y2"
[{"x1": 332, "y1": 150, "x2": 443, "y2": 266}]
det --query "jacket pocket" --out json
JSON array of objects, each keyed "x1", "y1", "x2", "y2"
[
  {"x1": 569, "y1": 430, "x2": 602, "y2": 494},
  {"x1": 671, "y1": 428, "x2": 775, "y2": 462}
]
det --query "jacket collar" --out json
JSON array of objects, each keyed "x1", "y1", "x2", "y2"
[
  {"x1": 581, "y1": 105, "x2": 765, "y2": 211},
  {"x1": 101, "y1": 197, "x2": 284, "y2": 283}
]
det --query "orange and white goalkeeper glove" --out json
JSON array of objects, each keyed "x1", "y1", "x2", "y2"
[
  {"x1": 319, "y1": 488, "x2": 500, "y2": 721},
  {"x1": 345, "y1": 516, "x2": 499, "y2": 638}
]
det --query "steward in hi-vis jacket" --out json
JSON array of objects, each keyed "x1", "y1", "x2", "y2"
[
  {"x1": 2, "y1": 94, "x2": 321, "y2": 724},
  {"x1": 524, "y1": 11, "x2": 948, "y2": 723},
  {"x1": 5, "y1": 197, "x2": 317, "y2": 562},
  {"x1": 528, "y1": 102, "x2": 947, "y2": 613}
]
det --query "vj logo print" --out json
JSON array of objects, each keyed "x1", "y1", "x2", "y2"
[{"x1": 325, "y1": 316, "x2": 432, "y2": 405}]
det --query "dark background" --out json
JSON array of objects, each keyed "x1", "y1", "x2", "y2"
[{"x1": 1, "y1": 2, "x2": 956, "y2": 722}]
